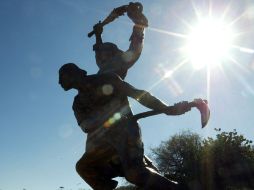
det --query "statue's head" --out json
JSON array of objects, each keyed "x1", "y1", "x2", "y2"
[
  {"x1": 59, "y1": 63, "x2": 87, "y2": 91},
  {"x1": 93, "y1": 42, "x2": 123, "y2": 69}
]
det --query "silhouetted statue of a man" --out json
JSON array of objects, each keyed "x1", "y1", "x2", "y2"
[
  {"x1": 59, "y1": 63, "x2": 194, "y2": 190},
  {"x1": 90, "y1": 2, "x2": 148, "y2": 79},
  {"x1": 90, "y1": 2, "x2": 160, "y2": 174}
]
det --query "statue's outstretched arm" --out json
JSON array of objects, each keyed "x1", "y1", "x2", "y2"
[
  {"x1": 116, "y1": 77, "x2": 168, "y2": 111},
  {"x1": 116, "y1": 76, "x2": 194, "y2": 116}
]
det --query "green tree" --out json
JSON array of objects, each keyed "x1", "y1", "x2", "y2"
[
  {"x1": 202, "y1": 129, "x2": 254, "y2": 190},
  {"x1": 151, "y1": 129, "x2": 254, "y2": 190},
  {"x1": 151, "y1": 131, "x2": 203, "y2": 190}
]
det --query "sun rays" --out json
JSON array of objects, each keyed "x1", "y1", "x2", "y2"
[{"x1": 146, "y1": 1, "x2": 254, "y2": 101}]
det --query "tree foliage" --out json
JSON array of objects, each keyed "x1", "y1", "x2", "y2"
[
  {"x1": 202, "y1": 129, "x2": 254, "y2": 190},
  {"x1": 151, "y1": 129, "x2": 254, "y2": 190},
  {"x1": 151, "y1": 131, "x2": 202, "y2": 189}
]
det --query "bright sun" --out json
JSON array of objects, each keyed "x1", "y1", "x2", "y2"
[
  {"x1": 147, "y1": 2, "x2": 254, "y2": 102},
  {"x1": 185, "y1": 18, "x2": 234, "y2": 69}
]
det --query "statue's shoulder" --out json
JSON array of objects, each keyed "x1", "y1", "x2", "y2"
[{"x1": 88, "y1": 73, "x2": 122, "y2": 83}]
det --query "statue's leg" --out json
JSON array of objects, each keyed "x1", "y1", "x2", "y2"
[
  {"x1": 119, "y1": 122, "x2": 178, "y2": 190},
  {"x1": 123, "y1": 158, "x2": 178, "y2": 190},
  {"x1": 76, "y1": 146, "x2": 119, "y2": 190}
]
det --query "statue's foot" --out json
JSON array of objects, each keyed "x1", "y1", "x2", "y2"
[
  {"x1": 94, "y1": 179, "x2": 118, "y2": 190},
  {"x1": 106, "y1": 179, "x2": 118, "y2": 190}
]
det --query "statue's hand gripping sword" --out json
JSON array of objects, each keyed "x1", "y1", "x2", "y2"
[
  {"x1": 133, "y1": 99, "x2": 210, "y2": 128},
  {"x1": 88, "y1": 5, "x2": 128, "y2": 38},
  {"x1": 88, "y1": 2, "x2": 146, "y2": 38}
]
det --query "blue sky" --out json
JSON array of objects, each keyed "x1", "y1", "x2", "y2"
[{"x1": 1, "y1": 0, "x2": 254, "y2": 189}]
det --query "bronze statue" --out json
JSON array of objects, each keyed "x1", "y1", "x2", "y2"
[
  {"x1": 88, "y1": 3, "x2": 156, "y2": 180},
  {"x1": 58, "y1": 63, "x2": 209, "y2": 190},
  {"x1": 89, "y1": 2, "x2": 148, "y2": 79},
  {"x1": 58, "y1": 2, "x2": 210, "y2": 189}
]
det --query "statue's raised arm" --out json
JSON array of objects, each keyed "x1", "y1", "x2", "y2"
[{"x1": 89, "y1": 2, "x2": 148, "y2": 79}]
